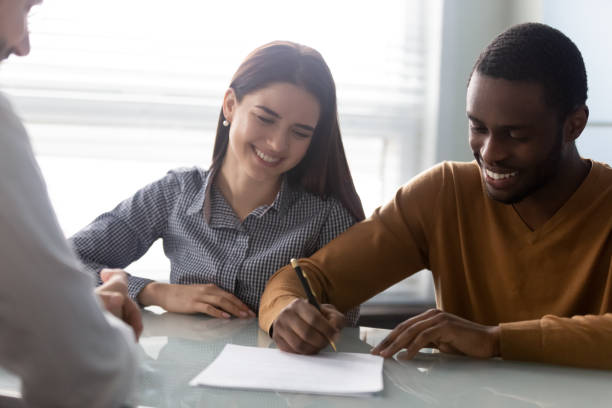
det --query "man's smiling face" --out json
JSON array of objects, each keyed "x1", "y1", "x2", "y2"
[{"x1": 467, "y1": 72, "x2": 566, "y2": 204}]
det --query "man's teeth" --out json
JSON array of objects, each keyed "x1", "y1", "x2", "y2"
[
  {"x1": 255, "y1": 148, "x2": 280, "y2": 163},
  {"x1": 485, "y1": 168, "x2": 518, "y2": 180}
]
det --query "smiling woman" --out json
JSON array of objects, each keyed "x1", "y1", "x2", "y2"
[
  {"x1": 217, "y1": 83, "x2": 319, "y2": 218},
  {"x1": 68, "y1": 41, "x2": 365, "y2": 323}
]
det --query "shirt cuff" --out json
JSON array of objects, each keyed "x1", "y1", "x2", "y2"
[
  {"x1": 81, "y1": 262, "x2": 107, "y2": 286},
  {"x1": 258, "y1": 295, "x2": 297, "y2": 335},
  {"x1": 126, "y1": 275, "x2": 155, "y2": 302}
]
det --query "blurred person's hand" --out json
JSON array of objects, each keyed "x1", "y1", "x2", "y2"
[{"x1": 96, "y1": 268, "x2": 143, "y2": 340}]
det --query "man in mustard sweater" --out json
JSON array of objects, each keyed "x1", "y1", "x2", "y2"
[{"x1": 259, "y1": 22, "x2": 612, "y2": 369}]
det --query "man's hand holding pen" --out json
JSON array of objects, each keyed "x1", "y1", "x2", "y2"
[{"x1": 272, "y1": 299, "x2": 345, "y2": 354}]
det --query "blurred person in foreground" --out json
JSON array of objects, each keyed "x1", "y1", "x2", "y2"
[{"x1": 0, "y1": 1, "x2": 142, "y2": 406}]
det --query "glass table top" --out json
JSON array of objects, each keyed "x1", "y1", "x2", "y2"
[{"x1": 2, "y1": 307, "x2": 612, "y2": 407}]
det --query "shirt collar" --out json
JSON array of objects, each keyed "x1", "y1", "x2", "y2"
[
  {"x1": 186, "y1": 167, "x2": 298, "y2": 225},
  {"x1": 185, "y1": 167, "x2": 212, "y2": 218},
  {"x1": 249, "y1": 177, "x2": 293, "y2": 218}
]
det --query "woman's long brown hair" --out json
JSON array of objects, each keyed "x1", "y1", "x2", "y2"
[{"x1": 210, "y1": 41, "x2": 365, "y2": 221}]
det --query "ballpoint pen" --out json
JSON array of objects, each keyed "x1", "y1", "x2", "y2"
[{"x1": 290, "y1": 258, "x2": 337, "y2": 351}]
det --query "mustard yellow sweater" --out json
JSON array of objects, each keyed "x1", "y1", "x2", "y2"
[{"x1": 260, "y1": 160, "x2": 612, "y2": 369}]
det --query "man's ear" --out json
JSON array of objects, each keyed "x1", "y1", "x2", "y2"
[
  {"x1": 222, "y1": 88, "x2": 237, "y2": 123},
  {"x1": 563, "y1": 105, "x2": 589, "y2": 143}
]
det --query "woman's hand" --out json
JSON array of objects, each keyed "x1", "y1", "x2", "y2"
[{"x1": 138, "y1": 281, "x2": 256, "y2": 319}]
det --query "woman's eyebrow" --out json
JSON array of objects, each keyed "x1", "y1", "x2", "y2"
[{"x1": 255, "y1": 105, "x2": 281, "y2": 118}]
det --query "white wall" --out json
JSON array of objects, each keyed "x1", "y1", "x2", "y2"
[
  {"x1": 431, "y1": 0, "x2": 611, "y2": 166},
  {"x1": 541, "y1": 0, "x2": 612, "y2": 165},
  {"x1": 432, "y1": 0, "x2": 542, "y2": 164}
]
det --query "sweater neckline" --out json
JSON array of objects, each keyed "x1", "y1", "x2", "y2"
[{"x1": 509, "y1": 159, "x2": 600, "y2": 243}]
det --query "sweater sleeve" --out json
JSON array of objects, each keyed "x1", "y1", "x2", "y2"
[
  {"x1": 69, "y1": 170, "x2": 182, "y2": 299},
  {"x1": 0, "y1": 93, "x2": 137, "y2": 407},
  {"x1": 500, "y1": 313, "x2": 612, "y2": 369},
  {"x1": 259, "y1": 165, "x2": 443, "y2": 333},
  {"x1": 316, "y1": 199, "x2": 361, "y2": 326}
]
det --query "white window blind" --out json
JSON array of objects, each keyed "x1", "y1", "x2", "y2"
[{"x1": 1, "y1": 0, "x2": 434, "y2": 301}]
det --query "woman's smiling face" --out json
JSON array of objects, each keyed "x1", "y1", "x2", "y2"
[{"x1": 221, "y1": 82, "x2": 320, "y2": 185}]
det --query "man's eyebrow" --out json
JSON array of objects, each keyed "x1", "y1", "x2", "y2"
[
  {"x1": 467, "y1": 114, "x2": 531, "y2": 130},
  {"x1": 255, "y1": 105, "x2": 281, "y2": 118}
]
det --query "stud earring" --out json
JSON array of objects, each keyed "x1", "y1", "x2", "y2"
[{"x1": 223, "y1": 119, "x2": 230, "y2": 127}]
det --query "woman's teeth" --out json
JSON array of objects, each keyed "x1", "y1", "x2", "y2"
[{"x1": 255, "y1": 147, "x2": 280, "y2": 164}]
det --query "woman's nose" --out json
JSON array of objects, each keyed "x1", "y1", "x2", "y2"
[{"x1": 266, "y1": 129, "x2": 289, "y2": 153}]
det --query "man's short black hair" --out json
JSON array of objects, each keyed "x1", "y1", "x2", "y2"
[{"x1": 472, "y1": 22, "x2": 588, "y2": 120}]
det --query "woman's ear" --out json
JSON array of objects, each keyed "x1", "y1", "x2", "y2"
[
  {"x1": 563, "y1": 105, "x2": 589, "y2": 143},
  {"x1": 222, "y1": 88, "x2": 237, "y2": 123}
]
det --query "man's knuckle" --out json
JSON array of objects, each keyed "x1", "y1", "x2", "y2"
[
  {"x1": 296, "y1": 338, "x2": 314, "y2": 351},
  {"x1": 303, "y1": 312, "x2": 316, "y2": 325},
  {"x1": 397, "y1": 320, "x2": 411, "y2": 330},
  {"x1": 430, "y1": 313, "x2": 446, "y2": 324}
]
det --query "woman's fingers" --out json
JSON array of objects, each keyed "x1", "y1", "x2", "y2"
[
  {"x1": 194, "y1": 302, "x2": 232, "y2": 319},
  {"x1": 199, "y1": 284, "x2": 255, "y2": 318}
]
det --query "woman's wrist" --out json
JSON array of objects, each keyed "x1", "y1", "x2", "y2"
[{"x1": 137, "y1": 281, "x2": 166, "y2": 307}]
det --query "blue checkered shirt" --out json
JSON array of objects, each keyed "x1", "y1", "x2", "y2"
[{"x1": 69, "y1": 167, "x2": 359, "y2": 324}]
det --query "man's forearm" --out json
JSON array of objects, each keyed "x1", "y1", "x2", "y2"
[{"x1": 500, "y1": 313, "x2": 612, "y2": 369}]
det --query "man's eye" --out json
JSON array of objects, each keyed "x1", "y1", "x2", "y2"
[
  {"x1": 510, "y1": 133, "x2": 529, "y2": 141},
  {"x1": 470, "y1": 126, "x2": 487, "y2": 134}
]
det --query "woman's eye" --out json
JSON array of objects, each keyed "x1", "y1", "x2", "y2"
[
  {"x1": 257, "y1": 115, "x2": 274, "y2": 124},
  {"x1": 294, "y1": 131, "x2": 311, "y2": 139}
]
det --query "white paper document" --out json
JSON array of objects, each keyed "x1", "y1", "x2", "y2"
[{"x1": 190, "y1": 344, "x2": 384, "y2": 396}]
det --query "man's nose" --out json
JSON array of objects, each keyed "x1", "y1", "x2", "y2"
[
  {"x1": 480, "y1": 134, "x2": 509, "y2": 165},
  {"x1": 13, "y1": 33, "x2": 31, "y2": 57}
]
